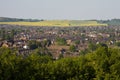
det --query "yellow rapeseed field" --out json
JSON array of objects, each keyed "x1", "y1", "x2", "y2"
[{"x1": 0, "y1": 20, "x2": 108, "y2": 27}]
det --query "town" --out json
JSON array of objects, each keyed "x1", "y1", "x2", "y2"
[{"x1": 0, "y1": 24, "x2": 120, "y2": 59}]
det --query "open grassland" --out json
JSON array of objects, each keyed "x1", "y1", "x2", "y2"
[{"x1": 0, "y1": 20, "x2": 108, "y2": 27}]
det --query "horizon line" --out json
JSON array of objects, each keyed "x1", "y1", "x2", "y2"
[{"x1": 0, "y1": 16, "x2": 120, "y2": 21}]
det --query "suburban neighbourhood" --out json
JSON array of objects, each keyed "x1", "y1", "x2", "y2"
[{"x1": 0, "y1": 24, "x2": 120, "y2": 59}]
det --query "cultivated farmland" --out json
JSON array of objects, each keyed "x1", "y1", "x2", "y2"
[{"x1": 0, "y1": 20, "x2": 108, "y2": 27}]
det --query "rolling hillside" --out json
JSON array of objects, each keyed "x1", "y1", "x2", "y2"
[
  {"x1": 0, "y1": 17, "x2": 40, "y2": 22},
  {"x1": 0, "y1": 17, "x2": 108, "y2": 27}
]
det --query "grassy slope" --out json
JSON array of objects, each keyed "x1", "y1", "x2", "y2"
[{"x1": 0, "y1": 20, "x2": 108, "y2": 27}]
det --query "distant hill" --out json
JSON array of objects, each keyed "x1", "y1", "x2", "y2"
[
  {"x1": 97, "y1": 19, "x2": 120, "y2": 26},
  {"x1": 2, "y1": 17, "x2": 119, "y2": 27},
  {"x1": 0, "y1": 20, "x2": 108, "y2": 27},
  {"x1": 0, "y1": 17, "x2": 41, "y2": 22}
]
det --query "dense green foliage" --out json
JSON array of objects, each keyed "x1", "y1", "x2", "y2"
[
  {"x1": 115, "y1": 42, "x2": 120, "y2": 47},
  {"x1": 69, "y1": 45, "x2": 76, "y2": 52},
  {"x1": 98, "y1": 19, "x2": 120, "y2": 26},
  {"x1": 28, "y1": 40, "x2": 41, "y2": 50},
  {"x1": 56, "y1": 37, "x2": 67, "y2": 45},
  {"x1": 0, "y1": 46, "x2": 120, "y2": 80},
  {"x1": 0, "y1": 28, "x2": 15, "y2": 40}
]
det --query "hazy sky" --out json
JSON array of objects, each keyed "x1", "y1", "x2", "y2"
[{"x1": 0, "y1": 0, "x2": 120, "y2": 20}]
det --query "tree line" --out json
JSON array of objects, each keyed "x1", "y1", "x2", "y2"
[{"x1": 0, "y1": 44, "x2": 120, "y2": 80}]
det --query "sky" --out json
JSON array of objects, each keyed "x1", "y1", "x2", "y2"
[{"x1": 0, "y1": 0, "x2": 120, "y2": 20}]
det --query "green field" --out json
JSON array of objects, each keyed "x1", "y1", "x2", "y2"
[{"x1": 0, "y1": 20, "x2": 108, "y2": 27}]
